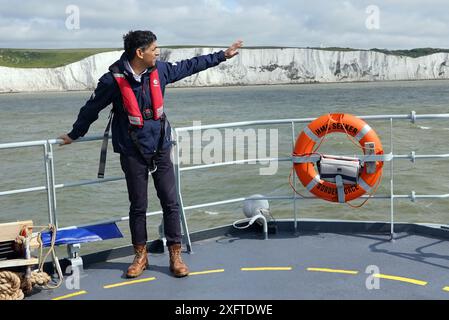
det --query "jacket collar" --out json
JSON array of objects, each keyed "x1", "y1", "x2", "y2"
[{"x1": 109, "y1": 52, "x2": 156, "y2": 82}]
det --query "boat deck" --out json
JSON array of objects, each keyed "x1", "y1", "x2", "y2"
[{"x1": 27, "y1": 220, "x2": 449, "y2": 300}]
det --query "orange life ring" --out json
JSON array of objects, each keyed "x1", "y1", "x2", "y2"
[{"x1": 293, "y1": 113, "x2": 384, "y2": 203}]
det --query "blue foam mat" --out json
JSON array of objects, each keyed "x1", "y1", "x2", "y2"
[{"x1": 40, "y1": 223, "x2": 123, "y2": 247}]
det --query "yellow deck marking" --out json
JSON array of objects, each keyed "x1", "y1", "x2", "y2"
[
  {"x1": 307, "y1": 268, "x2": 359, "y2": 275},
  {"x1": 52, "y1": 290, "x2": 88, "y2": 300},
  {"x1": 373, "y1": 274, "x2": 427, "y2": 286},
  {"x1": 189, "y1": 269, "x2": 225, "y2": 276},
  {"x1": 241, "y1": 267, "x2": 292, "y2": 271},
  {"x1": 103, "y1": 277, "x2": 156, "y2": 289},
  {"x1": 442, "y1": 286, "x2": 449, "y2": 292}
]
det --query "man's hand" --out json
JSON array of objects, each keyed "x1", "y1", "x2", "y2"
[
  {"x1": 58, "y1": 134, "x2": 73, "y2": 146},
  {"x1": 224, "y1": 40, "x2": 243, "y2": 59}
]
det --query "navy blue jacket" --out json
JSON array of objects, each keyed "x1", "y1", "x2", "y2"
[{"x1": 68, "y1": 50, "x2": 226, "y2": 155}]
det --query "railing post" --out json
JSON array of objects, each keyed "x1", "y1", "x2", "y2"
[
  {"x1": 291, "y1": 121, "x2": 299, "y2": 235},
  {"x1": 47, "y1": 142, "x2": 59, "y2": 229},
  {"x1": 43, "y1": 143, "x2": 55, "y2": 226},
  {"x1": 389, "y1": 118, "x2": 395, "y2": 241},
  {"x1": 44, "y1": 142, "x2": 64, "y2": 277},
  {"x1": 173, "y1": 130, "x2": 193, "y2": 253}
]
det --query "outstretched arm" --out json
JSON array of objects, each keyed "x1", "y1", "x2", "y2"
[
  {"x1": 164, "y1": 39, "x2": 243, "y2": 84},
  {"x1": 224, "y1": 40, "x2": 243, "y2": 59}
]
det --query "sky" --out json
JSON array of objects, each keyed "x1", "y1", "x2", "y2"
[{"x1": 1, "y1": 0, "x2": 448, "y2": 49}]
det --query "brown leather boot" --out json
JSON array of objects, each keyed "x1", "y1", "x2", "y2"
[
  {"x1": 168, "y1": 244, "x2": 189, "y2": 277},
  {"x1": 126, "y1": 244, "x2": 149, "y2": 278}
]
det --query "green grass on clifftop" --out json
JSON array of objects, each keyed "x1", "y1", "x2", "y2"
[
  {"x1": 1, "y1": 47, "x2": 449, "y2": 68},
  {"x1": 371, "y1": 48, "x2": 449, "y2": 58},
  {"x1": 0, "y1": 48, "x2": 120, "y2": 68},
  {"x1": 311, "y1": 47, "x2": 449, "y2": 57}
]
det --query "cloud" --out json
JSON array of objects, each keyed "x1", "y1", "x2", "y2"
[{"x1": 0, "y1": 0, "x2": 448, "y2": 49}]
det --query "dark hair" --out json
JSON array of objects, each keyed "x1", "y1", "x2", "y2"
[{"x1": 123, "y1": 30, "x2": 157, "y2": 61}]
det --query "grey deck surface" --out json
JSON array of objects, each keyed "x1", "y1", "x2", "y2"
[{"x1": 27, "y1": 221, "x2": 449, "y2": 300}]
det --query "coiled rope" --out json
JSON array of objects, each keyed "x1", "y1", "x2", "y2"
[
  {"x1": 0, "y1": 271, "x2": 24, "y2": 300},
  {"x1": 0, "y1": 224, "x2": 63, "y2": 300}
]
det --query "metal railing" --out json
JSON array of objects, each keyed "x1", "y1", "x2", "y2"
[
  {"x1": 174, "y1": 112, "x2": 449, "y2": 251},
  {"x1": 1, "y1": 111, "x2": 449, "y2": 256}
]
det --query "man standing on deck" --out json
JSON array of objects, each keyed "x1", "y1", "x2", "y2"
[{"x1": 59, "y1": 30, "x2": 243, "y2": 278}]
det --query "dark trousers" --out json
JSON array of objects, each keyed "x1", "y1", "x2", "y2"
[{"x1": 120, "y1": 147, "x2": 181, "y2": 246}]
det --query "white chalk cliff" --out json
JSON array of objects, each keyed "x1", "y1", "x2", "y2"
[{"x1": 1, "y1": 48, "x2": 449, "y2": 92}]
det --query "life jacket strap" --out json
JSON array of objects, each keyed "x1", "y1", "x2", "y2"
[{"x1": 97, "y1": 110, "x2": 113, "y2": 179}]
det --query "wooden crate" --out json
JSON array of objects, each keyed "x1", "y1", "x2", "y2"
[
  {"x1": 0, "y1": 258, "x2": 39, "y2": 269},
  {"x1": 0, "y1": 221, "x2": 40, "y2": 269},
  {"x1": 0, "y1": 220, "x2": 40, "y2": 249},
  {"x1": 0, "y1": 220, "x2": 34, "y2": 242},
  {"x1": 0, "y1": 241, "x2": 15, "y2": 260}
]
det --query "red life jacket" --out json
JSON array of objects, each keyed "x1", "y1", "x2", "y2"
[{"x1": 112, "y1": 68, "x2": 164, "y2": 127}]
